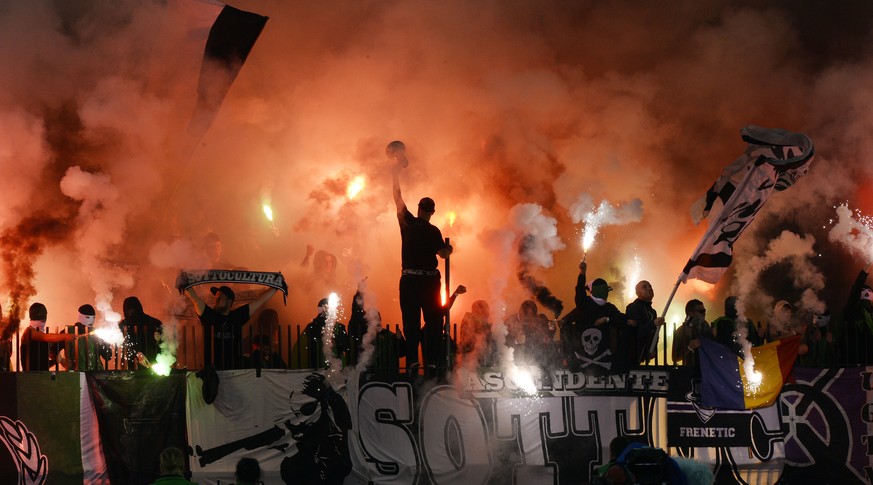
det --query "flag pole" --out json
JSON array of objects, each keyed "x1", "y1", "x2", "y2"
[
  {"x1": 444, "y1": 237, "x2": 451, "y2": 377},
  {"x1": 647, "y1": 165, "x2": 761, "y2": 360},
  {"x1": 649, "y1": 276, "x2": 681, "y2": 361}
]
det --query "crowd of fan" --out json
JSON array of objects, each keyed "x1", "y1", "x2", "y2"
[{"x1": 2, "y1": 260, "x2": 872, "y2": 375}]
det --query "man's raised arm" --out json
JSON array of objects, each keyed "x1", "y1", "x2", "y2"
[
  {"x1": 392, "y1": 164, "x2": 406, "y2": 214},
  {"x1": 184, "y1": 287, "x2": 206, "y2": 317}
]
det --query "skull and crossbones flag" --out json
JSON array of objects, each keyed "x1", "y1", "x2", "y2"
[{"x1": 681, "y1": 126, "x2": 815, "y2": 283}]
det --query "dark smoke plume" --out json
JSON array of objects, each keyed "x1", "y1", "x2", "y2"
[
  {"x1": 1, "y1": 213, "x2": 73, "y2": 324},
  {"x1": 517, "y1": 266, "x2": 563, "y2": 319}
]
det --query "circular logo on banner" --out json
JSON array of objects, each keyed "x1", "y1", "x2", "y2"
[
  {"x1": 780, "y1": 380, "x2": 860, "y2": 482},
  {"x1": 0, "y1": 416, "x2": 48, "y2": 485}
]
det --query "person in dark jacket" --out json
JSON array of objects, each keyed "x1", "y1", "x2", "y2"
[
  {"x1": 625, "y1": 280, "x2": 665, "y2": 364},
  {"x1": 711, "y1": 296, "x2": 761, "y2": 357},
  {"x1": 560, "y1": 265, "x2": 627, "y2": 374},
  {"x1": 842, "y1": 263, "x2": 873, "y2": 365},
  {"x1": 118, "y1": 296, "x2": 163, "y2": 369}
]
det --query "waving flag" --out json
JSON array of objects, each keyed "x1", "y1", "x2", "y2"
[
  {"x1": 699, "y1": 335, "x2": 801, "y2": 410},
  {"x1": 681, "y1": 126, "x2": 814, "y2": 283},
  {"x1": 187, "y1": 4, "x2": 269, "y2": 138}
]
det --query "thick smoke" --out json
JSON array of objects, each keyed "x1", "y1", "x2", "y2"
[
  {"x1": 512, "y1": 204, "x2": 566, "y2": 318},
  {"x1": 828, "y1": 204, "x2": 873, "y2": 263},
  {"x1": 731, "y1": 230, "x2": 825, "y2": 334},
  {"x1": 1, "y1": 214, "x2": 73, "y2": 321},
  {"x1": 1, "y1": 1, "x2": 873, "y2": 361}
]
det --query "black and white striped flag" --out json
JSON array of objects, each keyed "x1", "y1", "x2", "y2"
[{"x1": 681, "y1": 126, "x2": 815, "y2": 283}]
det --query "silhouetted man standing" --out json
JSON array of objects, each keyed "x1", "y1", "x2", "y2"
[{"x1": 392, "y1": 154, "x2": 452, "y2": 376}]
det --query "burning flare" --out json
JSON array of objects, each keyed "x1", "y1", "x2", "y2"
[
  {"x1": 745, "y1": 368, "x2": 763, "y2": 394},
  {"x1": 346, "y1": 175, "x2": 366, "y2": 200},
  {"x1": 445, "y1": 210, "x2": 457, "y2": 227},
  {"x1": 261, "y1": 201, "x2": 279, "y2": 236},
  {"x1": 580, "y1": 212, "x2": 601, "y2": 253},
  {"x1": 508, "y1": 364, "x2": 539, "y2": 396}
]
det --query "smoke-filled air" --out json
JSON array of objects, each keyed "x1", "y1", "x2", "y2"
[{"x1": 2, "y1": 0, "x2": 873, "y2": 345}]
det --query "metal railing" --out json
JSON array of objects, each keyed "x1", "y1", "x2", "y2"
[{"x1": 0, "y1": 318, "x2": 857, "y2": 373}]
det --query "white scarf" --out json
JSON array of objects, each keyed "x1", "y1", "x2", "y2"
[{"x1": 590, "y1": 296, "x2": 606, "y2": 306}]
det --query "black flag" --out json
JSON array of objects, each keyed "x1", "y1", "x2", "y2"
[{"x1": 187, "y1": 5, "x2": 268, "y2": 137}]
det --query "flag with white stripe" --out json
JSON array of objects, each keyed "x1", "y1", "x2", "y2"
[{"x1": 682, "y1": 126, "x2": 814, "y2": 283}]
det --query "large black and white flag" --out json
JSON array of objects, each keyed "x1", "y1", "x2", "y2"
[
  {"x1": 187, "y1": 4, "x2": 268, "y2": 138},
  {"x1": 681, "y1": 126, "x2": 815, "y2": 283}
]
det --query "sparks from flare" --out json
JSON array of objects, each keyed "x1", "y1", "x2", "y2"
[
  {"x1": 92, "y1": 327, "x2": 124, "y2": 346},
  {"x1": 830, "y1": 203, "x2": 873, "y2": 261},
  {"x1": 625, "y1": 252, "x2": 642, "y2": 302},
  {"x1": 745, "y1": 367, "x2": 763, "y2": 394},
  {"x1": 579, "y1": 199, "x2": 614, "y2": 253},
  {"x1": 580, "y1": 211, "x2": 601, "y2": 253},
  {"x1": 321, "y1": 292, "x2": 344, "y2": 382},
  {"x1": 508, "y1": 365, "x2": 539, "y2": 396},
  {"x1": 505, "y1": 364, "x2": 543, "y2": 417}
]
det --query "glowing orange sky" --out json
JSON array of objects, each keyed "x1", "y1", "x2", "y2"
[{"x1": 1, "y1": 0, "x2": 872, "y2": 332}]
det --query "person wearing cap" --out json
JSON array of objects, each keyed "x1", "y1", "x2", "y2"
[
  {"x1": 842, "y1": 262, "x2": 873, "y2": 365},
  {"x1": 392, "y1": 157, "x2": 452, "y2": 376},
  {"x1": 19, "y1": 302, "x2": 77, "y2": 372},
  {"x1": 672, "y1": 299, "x2": 711, "y2": 367},
  {"x1": 59, "y1": 304, "x2": 112, "y2": 371},
  {"x1": 185, "y1": 284, "x2": 279, "y2": 370},
  {"x1": 118, "y1": 296, "x2": 164, "y2": 370}
]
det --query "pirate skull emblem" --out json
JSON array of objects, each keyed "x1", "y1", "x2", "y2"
[{"x1": 581, "y1": 328, "x2": 602, "y2": 355}]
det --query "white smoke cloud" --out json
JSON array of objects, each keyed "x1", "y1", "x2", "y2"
[
  {"x1": 511, "y1": 203, "x2": 565, "y2": 268},
  {"x1": 732, "y1": 230, "x2": 825, "y2": 329},
  {"x1": 60, "y1": 166, "x2": 134, "y2": 326},
  {"x1": 828, "y1": 203, "x2": 873, "y2": 262}
]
